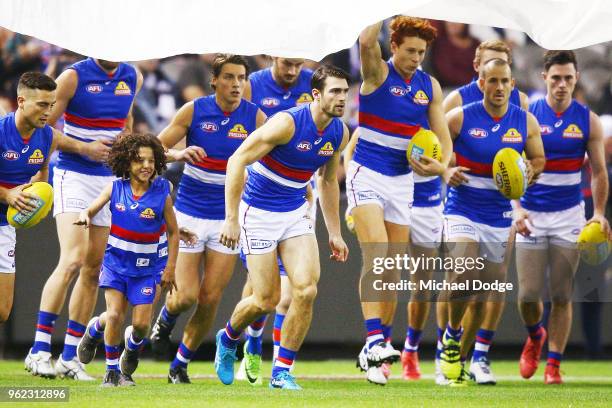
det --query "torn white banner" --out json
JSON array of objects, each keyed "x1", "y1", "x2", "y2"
[{"x1": 1, "y1": 0, "x2": 610, "y2": 61}]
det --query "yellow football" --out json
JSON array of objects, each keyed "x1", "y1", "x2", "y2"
[
  {"x1": 407, "y1": 128, "x2": 442, "y2": 163},
  {"x1": 6, "y1": 182, "x2": 54, "y2": 229},
  {"x1": 345, "y1": 208, "x2": 355, "y2": 234},
  {"x1": 492, "y1": 148, "x2": 527, "y2": 200},
  {"x1": 577, "y1": 222, "x2": 611, "y2": 265}
]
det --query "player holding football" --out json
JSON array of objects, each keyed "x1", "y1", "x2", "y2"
[{"x1": 515, "y1": 50, "x2": 610, "y2": 384}]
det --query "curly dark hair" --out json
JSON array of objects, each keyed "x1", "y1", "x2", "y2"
[{"x1": 107, "y1": 133, "x2": 167, "y2": 179}]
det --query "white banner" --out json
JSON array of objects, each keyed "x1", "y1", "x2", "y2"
[{"x1": 1, "y1": 0, "x2": 610, "y2": 61}]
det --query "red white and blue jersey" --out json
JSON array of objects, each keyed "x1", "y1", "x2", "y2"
[
  {"x1": 249, "y1": 68, "x2": 314, "y2": 117},
  {"x1": 0, "y1": 113, "x2": 53, "y2": 226},
  {"x1": 354, "y1": 62, "x2": 432, "y2": 176},
  {"x1": 244, "y1": 104, "x2": 343, "y2": 212},
  {"x1": 175, "y1": 96, "x2": 259, "y2": 220},
  {"x1": 57, "y1": 58, "x2": 137, "y2": 176},
  {"x1": 156, "y1": 225, "x2": 168, "y2": 273},
  {"x1": 444, "y1": 102, "x2": 527, "y2": 227},
  {"x1": 521, "y1": 98, "x2": 589, "y2": 212},
  {"x1": 413, "y1": 174, "x2": 442, "y2": 207},
  {"x1": 458, "y1": 79, "x2": 521, "y2": 107},
  {"x1": 105, "y1": 177, "x2": 171, "y2": 277}
]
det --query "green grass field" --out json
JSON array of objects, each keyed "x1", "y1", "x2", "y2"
[{"x1": 1, "y1": 359, "x2": 610, "y2": 407}]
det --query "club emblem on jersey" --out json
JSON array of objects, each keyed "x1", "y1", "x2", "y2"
[
  {"x1": 389, "y1": 86, "x2": 408, "y2": 97},
  {"x1": 115, "y1": 203, "x2": 126, "y2": 212},
  {"x1": 562, "y1": 124, "x2": 583, "y2": 139},
  {"x1": 413, "y1": 90, "x2": 429, "y2": 105},
  {"x1": 114, "y1": 81, "x2": 132, "y2": 96},
  {"x1": 540, "y1": 125, "x2": 553, "y2": 135},
  {"x1": 3, "y1": 151, "x2": 19, "y2": 161},
  {"x1": 468, "y1": 128, "x2": 488, "y2": 138},
  {"x1": 140, "y1": 208, "x2": 155, "y2": 219},
  {"x1": 27, "y1": 149, "x2": 44, "y2": 164},
  {"x1": 261, "y1": 97, "x2": 280, "y2": 108},
  {"x1": 297, "y1": 141, "x2": 312, "y2": 151},
  {"x1": 296, "y1": 93, "x2": 314, "y2": 105},
  {"x1": 501, "y1": 128, "x2": 522, "y2": 143},
  {"x1": 317, "y1": 141, "x2": 334, "y2": 156},
  {"x1": 86, "y1": 84, "x2": 103, "y2": 94},
  {"x1": 228, "y1": 124, "x2": 248, "y2": 139},
  {"x1": 201, "y1": 122, "x2": 218, "y2": 132},
  {"x1": 136, "y1": 258, "x2": 150, "y2": 267}
]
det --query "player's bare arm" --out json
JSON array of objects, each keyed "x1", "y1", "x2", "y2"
[
  {"x1": 48, "y1": 68, "x2": 77, "y2": 125},
  {"x1": 359, "y1": 21, "x2": 388, "y2": 95},
  {"x1": 442, "y1": 107, "x2": 469, "y2": 187},
  {"x1": 442, "y1": 89, "x2": 463, "y2": 114},
  {"x1": 157, "y1": 102, "x2": 206, "y2": 163},
  {"x1": 317, "y1": 123, "x2": 349, "y2": 262},
  {"x1": 585, "y1": 111, "x2": 610, "y2": 236},
  {"x1": 523, "y1": 112, "x2": 545, "y2": 184}
]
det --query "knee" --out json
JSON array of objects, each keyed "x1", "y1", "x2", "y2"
[
  {"x1": 174, "y1": 290, "x2": 198, "y2": 311},
  {"x1": 197, "y1": 290, "x2": 223, "y2": 308},
  {"x1": 132, "y1": 322, "x2": 150, "y2": 337},
  {"x1": 105, "y1": 309, "x2": 123, "y2": 325},
  {"x1": 277, "y1": 292, "x2": 292, "y2": 313},
  {"x1": 292, "y1": 283, "x2": 318, "y2": 305},
  {"x1": 57, "y1": 259, "x2": 83, "y2": 284},
  {"x1": 253, "y1": 292, "x2": 280, "y2": 315}
]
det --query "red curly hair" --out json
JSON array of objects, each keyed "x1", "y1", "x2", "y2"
[{"x1": 389, "y1": 16, "x2": 437, "y2": 46}]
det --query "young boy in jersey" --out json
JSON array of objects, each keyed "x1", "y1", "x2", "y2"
[{"x1": 75, "y1": 133, "x2": 179, "y2": 387}]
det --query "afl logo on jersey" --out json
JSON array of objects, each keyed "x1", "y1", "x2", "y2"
[
  {"x1": 297, "y1": 141, "x2": 312, "y2": 152},
  {"x1": 468, "y1": 128, "x2": 488, "y2": 138},
  {"x1": 562, "y1": 124, "x2": 584, "y2": 139},
  {"x1": 413, "y1": 90, "x2": 430, "y2": 105},
  {"x1": 501, "y1": 128, "x2": 522, "y2": 143},
  {"x1": 228, "y1": 124, "x2": 248, "y2": 139},
  {"x1": 261, "y1": 97, "x2": 280, "y2": 108},
  {"x1": 115, "y1": 203, "x2": 126, "y2": 212},
  {"x1": 141, "y1": 287, "x2": 154, "y2": 296},
  {"x1": 318, "y1": 141, "x2": 334, "y2": 156},
  {"x1": 86, "y1": 84, "x2": 103, "y2": 94},
  {"x1": 27, "y1": 149, "x2": 44, "y2": 164},
  {"x1": 389, "y1": 86, "x2": 409, "y2": 97},
  {"x1": 540, "y1": 125, "x2": 553, "y2": 135},
  {"x1": 296, "y1": 93, "x2": 314, "y2": 105},
  {"x1": 114, "y1": 81, "x2": 132, "y2": 96},
  {"x1": 3, "y1": 151, "x2": 19, "y2": 161},
  {"x1": 201, "y1": 122, "x2": 218, "y2": 132}
]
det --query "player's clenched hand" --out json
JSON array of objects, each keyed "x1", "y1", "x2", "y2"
[
  {"x1": 443, "y1": 166, "x2": 470, "y2": 187},
  {"x1": 587, "y1": 213, "x2": 612, "y2": 241},
  {"x1": 161, "y1": 268, "x2": 177, "y2": 294},
  {"x1": 176, "y1": 146, "x2": 206, "y2": 164},
  {"x1": 85, "y1": 139, "x2": 113, "y2": 162},
  {"x1": 73, "y1": 210, "x2": 91, "y2": 228},
  {"x1": 219, "y1": 218, "x2": 240, "y2": 250},
  {"x1": 524, "y1": 159, "x2": 537, "y2": 186},
  {"x1": 6, "y1": 184, "x2": 37, "y2": 213},
  {"x1": 179, "y1": 227, "x2": 198, "y2": 247},
  {"x1": 513, "y1": 207, "x2": 532, "y2": 237},
  {"x1": 329, "y1": 234, "x2": 348, "y2": 262},
  {"x1": 409, "y1": 156, "x2": 445, "y2": 177}
]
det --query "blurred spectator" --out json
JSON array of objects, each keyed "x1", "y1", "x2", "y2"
[
  {"x1": 469, "y1": 25, "x2": 527, "y2": 48},
  {"x1": 429, "y1": 21, "x2": 479, "y2": 88},
  {"x1": 1, "y1": 32, "x2": 42, "y2": 97},
  {"x1": 134, "y1": 59, "x2": 179, "y2": 133},
  {"x1": 44, "y1": 49, "x2": 82, "y2": 79},
  {"x1": 176, "y1": 54, "x2": 214, "y2": 103}
]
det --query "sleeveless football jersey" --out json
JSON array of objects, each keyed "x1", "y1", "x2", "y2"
[{"x1": 249, "y1": 68, "x2": 313, "y2": 117}]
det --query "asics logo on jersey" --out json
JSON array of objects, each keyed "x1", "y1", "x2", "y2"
[
  {"x1": 261, "y1": 97, "x2": 280, "y2": 108},
  {"x1": 562, "y1": 124, "x2": 583, "y2": 139},
  {"x1": 314, "y1": 137, "x2": 323, "y2": 145},
  {"x1": 140, "y1": 287, "x2": 153, "y2": 295},
  {"x1": 114, "y1": 81, "x2": 132, "y2": 96},
  {"x1": 228, "y1": 124, "x2": 248, "y2": 139},
  {"x1": 540, "y1": 125, "x2": 553, "y2": 135},
  {"x1": 3, "y1": 151, "x2": 19, "y2": 161},
  {"x1": 130, "y1": 203, "x2": 139, "y2": 210},
  {"x1": 468, "y1": 128, "x2": 488, "y2": 138},
  {"x1": 201, "y1": 122, "x2": 219, "y2": 132},
  {"x1": 115, "y1": 203, "x2": 126, "y2": 212},
  {"x1": 27, "y1": 149, "x2": 44, "y2": 164},
  {"x1": 492, "y1": 124, "x2": 501, "y2": 132},
  {"x1": 21, "y1": 146, "x2": 29, "y2": 153},
  {"x1": 297, "y1": 141, "x2": 312, "y2": 151},
  {"x1": 554, "y1": 119, "x2": 563, "y2": 128},
  {"x1": 389, "y1": 86, "x2": 409, "y2": 97},
  {"x1": 221, "y1": 118, "x2": 230, "y2": 125},
  {"x1": 86, "y1": 84, "x2": 102, "y2": 94}
]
